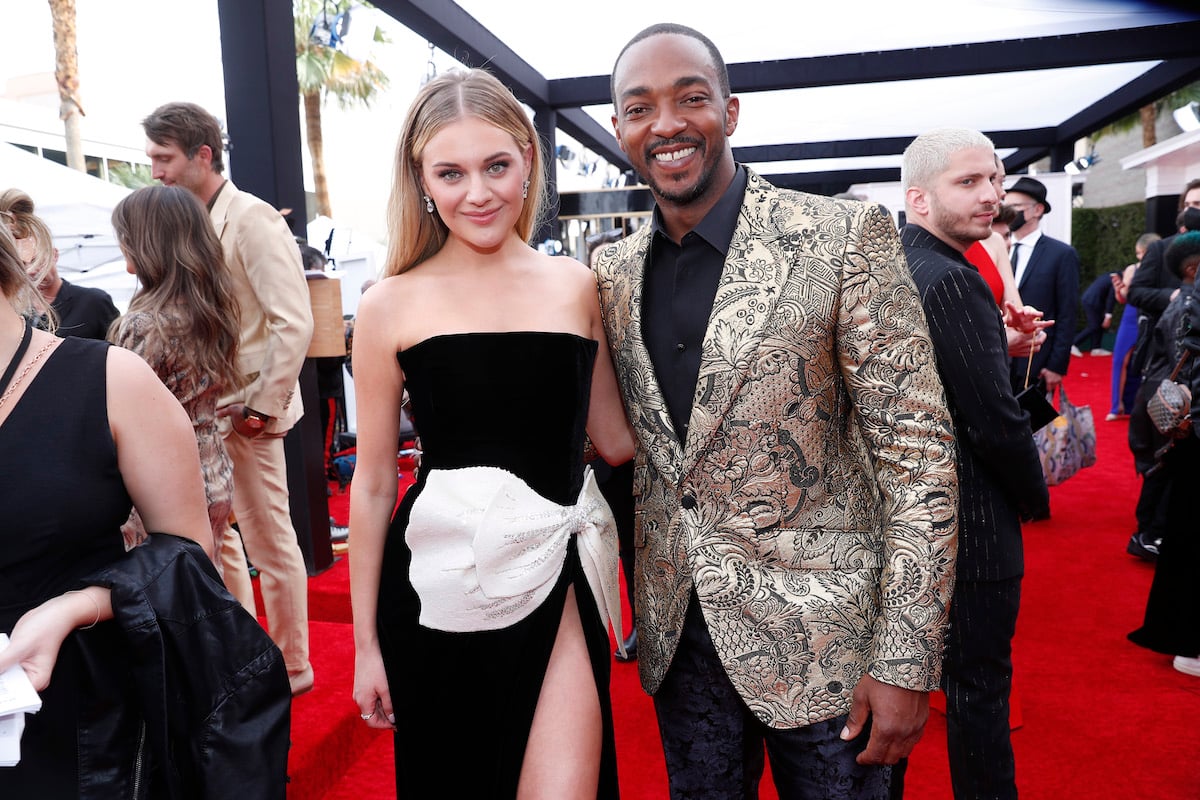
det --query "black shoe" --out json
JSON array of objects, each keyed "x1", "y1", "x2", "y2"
[
  {"x1": 1127, "y1": 532, "x2": 1161, "y2": 561},
  {"x1": 615, "y1": 628, "x2": 637, "y2": 662}
]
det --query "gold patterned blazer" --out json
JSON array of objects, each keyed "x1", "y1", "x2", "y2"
[{"x1": 594, "y1": 170, "x2": 959, "y2": 729}]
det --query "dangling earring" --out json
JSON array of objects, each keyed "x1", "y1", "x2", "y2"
[
  {"x1": 424, "y1": 195, "x2": 434, "y2": 214},
  {"x1": 522, "y1": 179, "x2": 530, "y2": 200}
]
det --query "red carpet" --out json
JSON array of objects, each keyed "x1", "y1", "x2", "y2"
[{"x1": 287, "y1": 354, "x2": 1200, "y2": 798}]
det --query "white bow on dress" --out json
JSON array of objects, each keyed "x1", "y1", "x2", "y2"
[{"x1": 406, "y1": 465, "x2": 625, "y2": 655}]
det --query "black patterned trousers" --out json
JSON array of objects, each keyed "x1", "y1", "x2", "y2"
[{"x1": 653, "y1": 593, "x2": 892, "y2": 800}]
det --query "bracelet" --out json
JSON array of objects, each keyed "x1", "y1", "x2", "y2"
[{"x1": 65, "y1": 589, "x2": 102, "y2": 630}]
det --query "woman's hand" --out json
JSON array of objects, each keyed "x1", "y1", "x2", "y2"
[
  {"x1": 353, "y1": 645, "x2": 396, "y2": 729},
  {"x1": 1002, "y1": 301, "x2": 1049, "y2": 334},
  {"x1": 0, "y1": 590, "x2": 104, "y2": 692},
  {"x1": 1006, "y1": 325, "x2": 1048, "y2": 358}
]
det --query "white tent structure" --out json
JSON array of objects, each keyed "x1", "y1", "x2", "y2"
[
  {"x1": 1, "y1": 141, "x2": 139, "y2": 309},
  {"x1": 1, "y1": 141, "x2": 131, "y2": 272}
]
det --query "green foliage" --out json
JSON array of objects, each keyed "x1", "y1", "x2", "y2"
[
  {"x1": 1093, "y1": 81, "x2": 1200, "y2": 142},
  {"x1": 293, "y1": 0, "x2": 389, "y2": 103},
  {"x1": 1070, "y1": 202, "x2": 1146, "y2": 332},
  {"x1": 107, "y1": 162, "x2": 154, "y2": 189}
]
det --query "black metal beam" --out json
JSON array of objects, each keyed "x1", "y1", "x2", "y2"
[
  {"x1": 555, "y1": 108, "x2": 630, "y2": 171},
  {"x1": 216, "y1": 0, "x2": 333, "y2": 576},
  {"x1": 369, "y1": 0, "x2": 548, "y2": 104},
  {"x1": 1003, "y1": 147, "x2": 1053, "y2": 175},
  {"x1": 732, "y1": 128, "x2": 1060, "y2": 164},
  {"x1": 550, "y1": 20, "x2": 1200, "y2": 107},
  {"x1": 216, "y1": 0, "x2": 307, "y2": 223},
  {"x1": 1055, "y1": 57, "x2": 1200, "y2": 146}
]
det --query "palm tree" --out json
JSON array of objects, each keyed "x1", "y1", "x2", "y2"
[
  {"x1": 294, "y1": 0, "x2": 390, "y2": 219},
  {"x1": 1093, "y1": 82, "x2": 1200, "y2": 148},
  {"x1": 47, "y1": 0, "x2": 85, "y2": 172}
]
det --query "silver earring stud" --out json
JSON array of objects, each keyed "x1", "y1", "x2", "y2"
[
  {"x1": 522, "y1": 180, "x2": 530, "y2": 200},
  {"x1": 424, "y1": 195, "x2": 434, "y2": 214}
]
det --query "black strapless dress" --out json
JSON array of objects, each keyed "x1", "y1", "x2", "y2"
[{"x1": 377, "y1": 332, "x2": 619, "y2": 798}]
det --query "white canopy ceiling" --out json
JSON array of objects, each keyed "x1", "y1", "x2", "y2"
[{"x1": 386, "y1": 0, "x2": 1200, "y2": 187}]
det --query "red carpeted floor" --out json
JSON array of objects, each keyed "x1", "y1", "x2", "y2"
[{"x1": 286, "y1": 355, "x2": 1200, "y2": 799}]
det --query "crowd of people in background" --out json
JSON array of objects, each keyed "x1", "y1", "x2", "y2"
[{"x1": 2, "y1": 19, "x2": 1199, "y2": 799}]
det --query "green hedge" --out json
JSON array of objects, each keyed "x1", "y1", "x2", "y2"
[{"x1": 1069, "y1": 202, "x2": 1147, "y2": 335}]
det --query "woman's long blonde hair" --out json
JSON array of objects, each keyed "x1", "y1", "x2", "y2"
[
  {"x1": 109, "y1": 185, "x2": 243, "y2": 393},
  {"x1": 383, "y1": 68, "x2": 548, "y2": 277}
]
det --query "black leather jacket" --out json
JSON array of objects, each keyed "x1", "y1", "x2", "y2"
[{"x1": 75, "y1": 534, "x2": 291, "y2": 799}]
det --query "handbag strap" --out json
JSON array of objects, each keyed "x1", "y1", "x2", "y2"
[{"x1": 1166, "y1": 350, "x2": 1191, "y2": 382}]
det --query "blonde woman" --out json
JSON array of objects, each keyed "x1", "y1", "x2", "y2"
[{"x1": 350, "y1": 69, "x2": 634, "y2": 798}]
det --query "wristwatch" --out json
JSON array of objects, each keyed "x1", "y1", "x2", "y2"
[{"x1": 242, "y1": 406, "x2": 270, "y2": 431}]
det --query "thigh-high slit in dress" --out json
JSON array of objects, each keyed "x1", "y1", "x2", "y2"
[{"x1": 377, "y1": 331, "x2": 620, "y2": 798}]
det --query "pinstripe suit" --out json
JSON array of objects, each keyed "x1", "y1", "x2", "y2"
[{"x1": 900, "y1": 224, "x2": 1050, "y2": 799}]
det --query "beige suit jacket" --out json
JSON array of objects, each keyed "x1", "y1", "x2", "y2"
[
  {"x1": 210, "y1": 182, "x2": 314, "y2": 433},
  {"x1": 594, "y1": 170, "x2": 959, "y2": 728}
]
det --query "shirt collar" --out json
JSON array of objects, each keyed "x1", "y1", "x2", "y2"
[
  {"x1": 206, "y1": 179, "x2": 229, "y2": 212},
  {"x1": 650, "y1": 165, "x2": 747, "y2": 253},
  {"x1": 1012, "y1": 226, "x2": 1042, "y2": 250}
]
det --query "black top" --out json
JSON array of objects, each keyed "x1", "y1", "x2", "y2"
[
  {"x1": 1127, "y1": 233, "x2": 1183, "y2": 320},
  {"x1": 0, "y1": 337, "x2": 130, "y2": 798},
  {"x1": 642, "y1": 166, "x2": 747, "y2": 438},
  {"x1": 0, "y1": 337, "x2": 128, "y2": 619},
  {"x1": 45, "y1": 280, "x2": 120, "y2": 341}
]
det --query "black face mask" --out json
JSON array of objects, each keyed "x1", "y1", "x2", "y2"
[{"x1": 1008, "y1": 210, "x2": 1026, "y2": 231}]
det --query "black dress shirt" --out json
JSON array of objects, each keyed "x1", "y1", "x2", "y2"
[{"x1": 642, "y1": 166, "x2": 747, "y2": 439}]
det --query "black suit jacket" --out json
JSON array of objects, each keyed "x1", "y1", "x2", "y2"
[
  {"x1": 50, "y1": 279, "x2": 120, "y2": 340},
  {"x1": 902, "y1": 225, "x2": 1050, "y2": 581},
  {"x1": 1126, "y1": 234, "x2": 1181, "y2": 319},
  {"x1": 1010, "y1": 232, "x2": 1080, "y2": 387}
]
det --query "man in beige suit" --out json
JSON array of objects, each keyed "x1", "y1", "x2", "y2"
[
  {"x1": 595, "y1": 24, "x2": 958, "y2": 797},
  {"x1": 143, "y1": 103, "x2": 316, "y2": 695}
]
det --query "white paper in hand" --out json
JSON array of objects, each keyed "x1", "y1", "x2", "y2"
[{"x1": 0, "y1": 633, "x2": 43, "y2": 767}]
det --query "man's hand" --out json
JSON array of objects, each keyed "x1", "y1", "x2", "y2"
[
  {"x1": 1040, "y1": 368, "x2": 1064, "y2": 390},
  {"x1": 840, "y1": 673, "x2": 929, "y2": 765},
  {"x1": 1006, "y1": 326, "x2": 1048, "y2": 358},
  {"x1": 1002, "y1": 301, "x2": 1047, "y2": 334},
  {"x1": 217, "y1": 403, "x2": 272, "y2": 438}
]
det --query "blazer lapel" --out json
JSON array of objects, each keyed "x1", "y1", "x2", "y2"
[
  {"x1": 209, "y1": 181, "x2": 235, "y2": 239},
  {"x1": 680, "y1": 170, "x2": 790, "y2": 475}
]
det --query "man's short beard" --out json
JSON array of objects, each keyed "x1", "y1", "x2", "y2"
[{"x1": 646, "y1": 156, "x2": 718, "y2": 206}]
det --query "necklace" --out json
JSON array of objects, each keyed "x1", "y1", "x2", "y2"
[{"x1": 0, "y1": 320, "x2": 56, "y2": 414}]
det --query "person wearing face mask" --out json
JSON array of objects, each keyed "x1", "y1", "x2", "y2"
[
  {"x1": 1004, "y1": 176, "x2": 1080, "y2": 395},
  {"x1": 0, "y1": 188, "x2": 119, "y2": 340}
]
